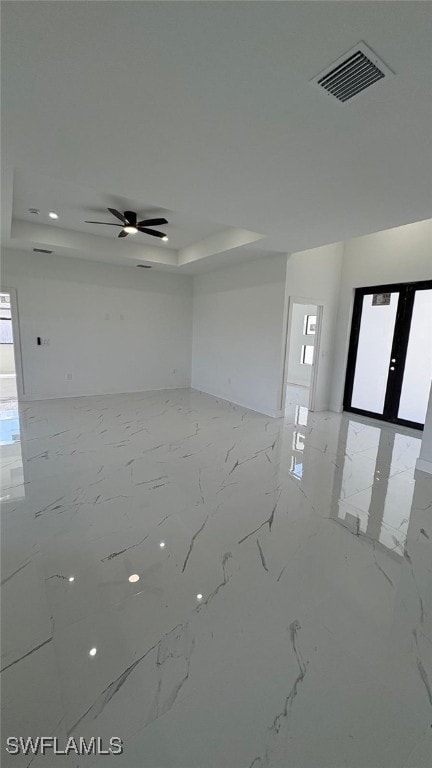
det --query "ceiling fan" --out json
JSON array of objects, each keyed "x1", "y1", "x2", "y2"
[{"x1": 85, "y1": 208, "x2": 168, "y2": 240}]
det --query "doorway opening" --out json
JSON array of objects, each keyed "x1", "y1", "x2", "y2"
[
  {"x1": 0, "y1": 291, "x2": 18, "y2": 401},
  {"x1": 0, "y1": 289, "x2": 24, "y2": 501},
  {"x1": 0, "y1": 288, "x2": 23, "y2": 403},
  {"x1": 344, "y1": 280, "x2": 432, "y2": 429},
  {"x1": 283, "y1": 300, "x2": 322, "y2": 415}
]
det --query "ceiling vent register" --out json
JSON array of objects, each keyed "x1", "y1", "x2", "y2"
[{"x1": 312, "y1": 42, "x2": 394, "y2": 103}]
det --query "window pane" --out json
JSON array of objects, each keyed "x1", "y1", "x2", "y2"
[
  {"x1": 398, "y1": 289, "x2": 432, "y2": 424},
  {"x1": 301, "y1": 345, "x2": 314, "y2": 365},
  {"x1": 0, "y1": 319, "x2": 13, "y2": 344},
  {"x1": 351, "y1": 293, "x2": 398, "y2": 414},
  {"x1": 303, "y1": 315, "x2": 316, "y2": 335}
]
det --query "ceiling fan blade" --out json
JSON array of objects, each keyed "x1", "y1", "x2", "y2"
[
  {"x1": 108, "y1": 208, "x2": 127, "y2": 223},
  {"x1": 137, "y1": 227, "x2": 166, "y2": 239},
  {"x1": 85, "y1": 221, "x2": 122, "y2": 226},
  {"x1": 118, "y1": 230, "x2": 128, "y2": 238},
  {"x1": 137, "y1": 217, "x2": 168, "y2": 227}
]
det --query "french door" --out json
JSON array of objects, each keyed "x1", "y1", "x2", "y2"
[{"x1": 344, "y1": 280, "x2": 432, "y2": 430}]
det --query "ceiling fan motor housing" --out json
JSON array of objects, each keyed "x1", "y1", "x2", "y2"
[{"x1": 124, "y1": 211, "x2": 137, "y2": 226}]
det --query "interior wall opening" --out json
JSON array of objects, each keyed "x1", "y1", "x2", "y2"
[
  {"x1": 0, "y1": 290, "x2": 24, "y2": 500},
  {"x1": 0, "y1": 291, "x2": 18, "y2": 402},
  {"x1": 284, "y1": 300, "x2": 321, "y2": 415}
]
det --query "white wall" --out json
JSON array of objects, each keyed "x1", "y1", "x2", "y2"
[
  {"x1": 2, "y1": 218, "x2": 430, "y2": 415},
  {"x1": 192, "y1": 255, "x2": 288, "y2": 417},
  {"x1": 0, "y1": 345, "x2": 15, "y2": 374},
  {"x1": 330, "y1": 219, "x2": 432, "y2": 411},
  {"x1": 286, "y1": 303, "x2": 316, "y2": 387},
  {"x1": 1, "y1": 249, "x2": 193, "y2": 400},
  {"x1": 284, "y1": 242, "x2": 343, "y2": 411}
]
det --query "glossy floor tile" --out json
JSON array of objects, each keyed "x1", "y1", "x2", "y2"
[
  {"x1": 1, "y1": 389, "x2": 431, "y2": 767},
  {"x1": 0, "y1": 373, "x2": 18, "y2": 401},
  {"x1": 285, "y1": 383, "x2": 310, "y2": 412}
]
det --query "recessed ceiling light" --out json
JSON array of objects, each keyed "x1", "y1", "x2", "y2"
[
  {"x1": 162, "y1": 236, "x2": 169, "y2": 242},
  {"x1": 159, "y1": 541, "x2": 165, "y2": 548},
  {"x1": 196, "y1": 593, "x2": 203, "y2": 601},
  {"x1": 124, "y1": 226, "x2": 138, "y2": 235},
  {"x1": 68, "y1": 576, "x2": 75, "y2": 583},
  {"x1": 128, "y1": 574, "x2": 140, "y2": 583},
  {"x1": 89, "y1": 647, "x2": 97, "y2": 657},
  {"x1": 48, "y1": 212, "x2": 59, "y2": 220}
]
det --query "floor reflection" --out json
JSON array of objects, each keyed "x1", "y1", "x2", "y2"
[
  {"x1": 288, "y1": 404, "x2": 309, "y2": 480},
  {"x1": 0, "y1": 399, "x2": 25, "y2": 501},
  {"x1": 330, "y1": 416, "x2": 422, "y2": 558},
  {"x1": 285, "y1": 400, "x2": 423, "y2": 560}
]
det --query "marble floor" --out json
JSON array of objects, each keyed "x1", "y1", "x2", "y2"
[
  {"x1": 285, "y1": 384, "x2": 310, "y2": 411},
  {"x1": 0, "y1": 373, "x2": 18, "y2": 401},
  {"x1": 1, "y1": 389, "x2": 431, "y2": 767}
]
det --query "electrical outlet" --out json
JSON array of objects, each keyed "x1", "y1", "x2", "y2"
[{"x1": 66, "y1": 373, "x2": 72, "y2": 380}]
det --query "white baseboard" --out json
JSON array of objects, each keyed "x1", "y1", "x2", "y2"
[
  {"x1": 191, "y1": 386, "x2": 282, "y2": 418},
  {"x1": 19, "y1": 384, "x2": 191, "y2": 403},
  {"x1": 328, "y1": 401, "x2": 344, "y2": 413},
  {"x1": 415, "y1": 457, "x2": 432, "y2": 476}
]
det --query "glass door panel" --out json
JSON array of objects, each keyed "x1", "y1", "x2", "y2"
[
  {"x1": 398, "y1": 289, "x2": 432, "y2": 424},
  {"x1": 350, "y1": 292, "x2": 399, "y2": 414}
]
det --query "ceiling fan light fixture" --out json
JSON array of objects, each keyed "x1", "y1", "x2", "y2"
[{"x1": 86, "y1": 208, "x2": 169, "y2": 240}]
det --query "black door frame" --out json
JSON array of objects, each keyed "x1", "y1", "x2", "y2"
[{"x1": 343, "y1": 280, "x2": 432, "y2": 431}]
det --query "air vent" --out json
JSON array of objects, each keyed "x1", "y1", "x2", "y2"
[
  {"x1": 136, "y1": 264, "x2": 152, "y2": 269},
  {"x1": 33, "y1": 248, "x2": 53, "y2": 254},
  {"x1": 312, "y1": 42, "x2": 393, "y2": 103}
]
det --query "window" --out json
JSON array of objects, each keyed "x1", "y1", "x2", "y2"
[
  {"x1": 303, "y1": 314, "x2": 317, "y2": 335},
  {"x1": 300, "y1": 345, "x2": 314, "y2": 365},
  {"x1": 0, "y1": 319, "x2": 13, "y2": 344}
]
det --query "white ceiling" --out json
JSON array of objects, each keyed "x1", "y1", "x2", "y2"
[
  {"x1": 6, "y1": 169, "x2": 264, "y2": 270},
  {"x1": 13, "y1": 170, "x2": 227, "y2": 248},
  {"x1": 2, "y1": 1, "x2": 432, "y2": 272}
]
